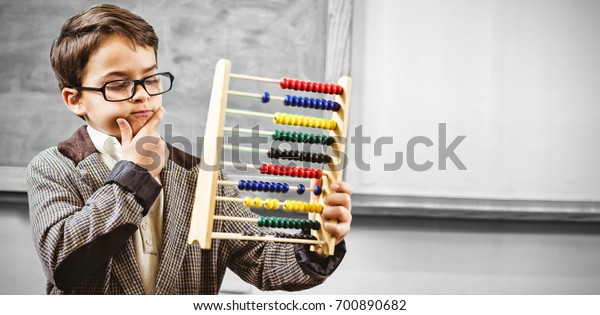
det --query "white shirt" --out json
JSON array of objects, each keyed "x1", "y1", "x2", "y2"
[{"x1": 87, "y1": 125, "x2": 163, "y2": 295}]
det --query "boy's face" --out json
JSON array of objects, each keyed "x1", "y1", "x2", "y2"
[{"x1": 63, "y1": 34, "x2": 162, "y2": 139}]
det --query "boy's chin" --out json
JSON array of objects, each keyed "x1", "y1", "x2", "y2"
[{"x1": 129, "y1": 118, "x2": 152, "y2": 136}]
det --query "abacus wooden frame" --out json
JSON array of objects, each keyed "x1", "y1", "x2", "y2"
[{"x1": 187, "y1": 59, "x2": 352, "y2": 256}]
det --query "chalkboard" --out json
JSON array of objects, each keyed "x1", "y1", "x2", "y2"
[{"x1": 0, "y1": 0, "x2": 329, "y2": 167}]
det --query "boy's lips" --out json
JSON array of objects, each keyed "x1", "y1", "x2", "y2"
[{"x1": 131, "y1": 110, "x2": 153, "y2": 117}]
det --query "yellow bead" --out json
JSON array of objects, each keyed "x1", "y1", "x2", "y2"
[
  {"x1": 253, "y1": 198, "x2": 263, "y2": 208},
  {"x1": 274, "y1": 112, "x2": 281, "y2": 124},
  {"x1": 297, "y1": 202, "x2": 305, "y2": 212},
  {"x1": 300, "y1": 116, "x2": 309, "y2": 127},
  {"x1": 329, "y1": 120, "x2": 337, "y2": 130},
  {"x1": 316, "y1": 203, "x2": 324, "y2": 213},
  {"x1": 264, "y1": 199, "x2": 272, "y2": 210},
  {"x1": 307, "y1": 203, "x2": 315, "y2": 213},
  {"x1": 243, "y1": 196, "x2": 253, "y2": 207},
  {"x1": 273, "y1": 199, "x2": 280, "y2": 209},
  {"x1": 283, "y1": 201, "x2": 291, "y2": 211}
]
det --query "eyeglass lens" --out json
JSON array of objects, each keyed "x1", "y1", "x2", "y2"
[{"x1": 105, "y1": 73, "x2": 172, "y2": 101}]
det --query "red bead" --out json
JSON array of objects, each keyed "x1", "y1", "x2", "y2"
[
  {"x1": 309, "y1": 169, "x2": 316, "y2": 178},
  {"x1": 324, "y1": 84, "x2": 332, "y2": 94},
  {"x1": 260, "y1": 164, "x2": 268, "y2": 174},
  {"x1": 267, "y1": 164, "x2": 274, "y2": 174},
  {"x1": 311, "y1": 82, "x2": 319, "y2": 92},
  {"x1": 306, "y1": 82, "x2": 313, "y2": 92},
  {"x1": 315, "y1": 169, "x2": 322, "y2": 179},
  {"x1": 336, "y1": 85, "x2": 343, "y2": 94},
  {"x1": 303, "y1": 169, "x2": 311, "y2": 178},
  {"x1": 300, "y1": 81, "x2": 307, "y2": 91},
  {"x1": 280, "y1": 78, "x2": 287, "y2": 89}
]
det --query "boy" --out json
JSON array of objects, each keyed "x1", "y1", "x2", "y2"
[{"x1": 26, "y1": 4, "x2": 352, "y2": 294}]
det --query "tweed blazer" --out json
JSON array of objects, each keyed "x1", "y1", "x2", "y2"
[{"x1": 27, "y1": 126, "x2": 345, "y2": 294}]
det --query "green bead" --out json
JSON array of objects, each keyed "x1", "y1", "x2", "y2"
[
  {"x1": 311, "y1": 220, "x2": 320, "y2": 230},
  {"x1": 258, "y1": 216, "x2": 264, "y2": 227}
]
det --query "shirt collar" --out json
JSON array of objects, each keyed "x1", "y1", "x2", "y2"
[{"x1": 86, "y1": 125, "x2": 123, "y2": 162}]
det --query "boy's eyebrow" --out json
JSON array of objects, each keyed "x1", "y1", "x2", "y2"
[{"x1": 100, "y1": 65, "x2": 158, "y2": 79}]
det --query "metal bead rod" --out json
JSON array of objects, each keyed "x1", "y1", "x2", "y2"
[
  {"x1": 228, "y1": 90, "x2": 285, "y2": 102},
  {"x1": 230, "y1": 73, "x2": 280, "y2": 84},
  {"x1": 211, "y1": 232, "x2": 324, "y2": 245},
  {"x1": 217, "y1": 180, "x2": 317, "y2": 192},
  {"x1": 226, "y1": 108, "x2": 273, "y2": 119},
  {"x1": 223, "y1": 126, "x2": 273, "y2": 137}
]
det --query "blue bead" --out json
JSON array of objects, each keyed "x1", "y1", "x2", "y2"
[
  {"x1": 309, "y1": 98, "x2": 316, "y2": 108},
  {"x1": 333, "y1": 102, "x2": 341, "y2": 111},
  {"x1": 264, "y1": 182, "x2": 271, "y2": 192},
  {"x1": 314, "y1": 185, "x2": 322, "y2": 196},
  {"x1": 297, "y1": 184, "x2": 305, "y2": 195},
  {"x1": 251, "y1": 181, "x2": 258, "y2": 191},
  {"x1": 282, "y1": 183, "x2": 289, "y2": 193},
  {"x1": 301, "y1": 97, "x2": 309, "y2": 108},
  {"x1": 276, "y1": 183, "x2": 283, "y2": 192},
  {"x1": 326, "y1": 101, "x2": 333, "y2": 110},
  {"x1": 258, "y1": 181, "x2": 265, "y2": 191},
  {"x1": 284, "y1": 95, "x2": 291, "y2": 105},
  {"x1": 292, "y1": 96, "x2": 298, "y2": 106},
  {"x1": 238, "y1": 180, "x2": 246, "y2": 190},
  {"x1": 317, "y1": 99, "x2": 324, "y2": 109},
  {"x1": 262, "y1": 92, "x2": 270, "y2": 103}
]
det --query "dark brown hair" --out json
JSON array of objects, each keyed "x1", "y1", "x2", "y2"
[{"x1": 50, "y1": 4, "x2": 159, "y2": 90}]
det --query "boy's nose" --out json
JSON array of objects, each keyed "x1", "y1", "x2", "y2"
[{"x1": 130, "y1": 84, "x2": 150, "y2": 102}]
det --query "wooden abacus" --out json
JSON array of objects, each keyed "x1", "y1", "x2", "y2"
[{"x1": 187, "y1": 59, "x2": 351, "y2": 256}]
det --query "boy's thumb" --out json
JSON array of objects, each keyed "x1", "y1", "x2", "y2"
[{"x1": 116, "y1": 118, "x2": 132, "y2": 144}]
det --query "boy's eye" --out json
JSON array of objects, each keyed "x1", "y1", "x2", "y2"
[
  {"x1": 106, "y1": 81, "x2": 131, "y2": 91},
  {"x1": 145, "y1": 76, "x2": 160, "y2": 85}
]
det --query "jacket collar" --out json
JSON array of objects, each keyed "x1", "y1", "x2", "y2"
[{"x1": 57, "y1": 125, "x2": 201, "y2": 169}]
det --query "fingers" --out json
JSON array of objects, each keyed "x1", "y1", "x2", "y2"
[
  {"x1": 330, "y1": 181, "x2": 353, "y2": 196},
  {"x1": 322, "y1": 205, "x2": 352, "y2": 241},
  {"x1": 323, "y1": 191, "x2": 352, "y2": 212},
  {"x1": 322, "y1": 205, "x2": 352, "y2": 224},
  {"x1": 116, "y1": 118, "x2": 133, "y2": 145},
  {"x1": 139, "y1": 106, "x2": 165, "y2": 135}
]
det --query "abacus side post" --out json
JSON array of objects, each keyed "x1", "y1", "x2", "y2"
[
  {"x1": 188, "y1": 59, "x2": 231, "y2": 248},
  {"x1": 314, "y1": 76, "x2": 352, "y2": 256}
]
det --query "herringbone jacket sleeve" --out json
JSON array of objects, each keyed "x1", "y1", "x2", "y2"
[
  {"x1": 26, "y1": 148, "x2": 148, "y2": 290},
  {"x1": 216, "y1": 172, "x2": 345, "y2": 291}
]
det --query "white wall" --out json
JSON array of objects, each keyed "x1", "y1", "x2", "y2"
[{"x1": 348, "y1": 0, "x2": 600, "y2": 201}]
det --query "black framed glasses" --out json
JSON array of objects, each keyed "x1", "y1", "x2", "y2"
[{"x1": 75, "y1": 72, "x2": 174, "y2": 102}]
